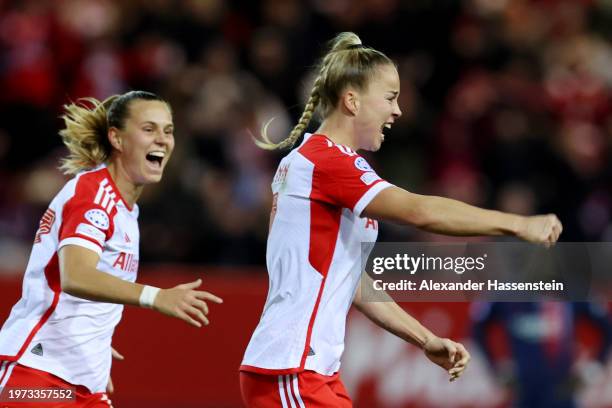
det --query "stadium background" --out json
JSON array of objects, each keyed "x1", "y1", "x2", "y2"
[{"x1": 0, "y1": 0, "x2": 611, "y2": 407}]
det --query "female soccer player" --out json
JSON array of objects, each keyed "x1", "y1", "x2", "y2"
[
  {"x1": 0, "y1": 91, "x2": 222, "y2": 407},
  {"x1": 240, "y1": 33, "x2": 562, "y2": 407}
]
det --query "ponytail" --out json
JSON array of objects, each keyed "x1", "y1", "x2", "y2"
[{"x1": 255, "y1": 32, "x2": 391, "y2": 150}]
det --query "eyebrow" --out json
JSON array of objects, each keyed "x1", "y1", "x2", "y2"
[{"x1": 140, "y1": 121, "x2": 174, "y2": 129}]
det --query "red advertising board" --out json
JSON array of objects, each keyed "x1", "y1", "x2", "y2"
[{"x1": 1, "y1": 268, "x2": 610, "y2": 407}]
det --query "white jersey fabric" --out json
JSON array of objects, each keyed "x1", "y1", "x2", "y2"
[
  {"x1": 241, "y1": 133, "x2": 392, "y2": 375},
  {"x1": 0, "y1": 165, "x2": 139, "y2": 393}
]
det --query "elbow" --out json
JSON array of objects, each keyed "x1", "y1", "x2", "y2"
[
  {"x1": 392, "y1": 193, "x2": 438, "y2": 229},
  {"x1": 59, "y1": 271, "x2": 79, "y2": 295},
  {"x1": 353, "y1": 296, "x2": 364, "y2": 312},
  {"x1": 409, "y1": 213, "x2": 436, "y2": 230},
  {"x1": 60, "y1": 277, "x2": 74, "y2": 294},
  {"x1": 398, "y1": 204, "x2": 437, "y2": 230}
]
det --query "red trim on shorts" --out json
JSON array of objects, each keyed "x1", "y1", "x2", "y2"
[
  {"x1": 1, "y1": 363, "x2": 112, "y2": 407},
  {"x1": 241, "y1": 370, "x2": 351, "y2": 408},
  {"x1": 239, "y1": 365, "x2": 302, "y2": 375},
  {"x1": 286, "y1": 374, "x2": 301, "y2": 407},
  {"x1": 0, "y1": 361, "x2": 13, "y2": 385},
  {"x1": 281, "y1": 375, "x2": 293, "y2": 406}
]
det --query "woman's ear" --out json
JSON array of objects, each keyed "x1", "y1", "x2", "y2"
[
  {"x1": 108, "y1": 128, "x2": 122, "y2": 152},
  {"x1": 341, "y1": 89, "x2": 360, "y2": 116}
]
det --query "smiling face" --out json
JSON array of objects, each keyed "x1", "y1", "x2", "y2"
[
  {"x1": 109, "y1": 99, "x2": 174, "y2": 186},
  {"x1": 353, "y1": 63, "x2": 402, "y2": 151}
]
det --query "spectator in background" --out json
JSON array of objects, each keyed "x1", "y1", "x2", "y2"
[
  {"x1": 472, "y1": 301, "x2": 612, "y2": 408},
  {"x1": 0, "y1": 0, "x2": 610, "y2": 265}
]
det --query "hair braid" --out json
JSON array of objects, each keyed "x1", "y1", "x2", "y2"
[
  {"x1": 254, "y1": 31, "x2": 392, "y2": 151},
  {"x1": 255, "y1": 70, "x2": 324, "y2": 151}
]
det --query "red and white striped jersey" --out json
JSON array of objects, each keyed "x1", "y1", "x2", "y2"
[
  {"x1": 0, "y1": 165, "x2": 139, "y2": 393},
  {"x1": 241, "y1": 133, "x2": 392, "y2": 376}
]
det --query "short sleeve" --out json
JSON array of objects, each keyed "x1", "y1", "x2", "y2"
[
  {"x1": 58, "y1": 179, "x2": 116, "y2": 255},
  {"x1": 299, "y1": 137, "x2": 393, "y2": 217}
]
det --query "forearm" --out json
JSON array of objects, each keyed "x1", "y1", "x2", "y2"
[
  {"x1": 415, "y1": 195, "x2": 523, "y2": 237},
  {"x1": 353, "y1": 280, "x2": 434, "y2": 348},
  {"x1": 61, "y1": 266, "x2": 145, "y2": 306},
  {"x1": 58, "y1": 246, "x2": 145, "y2": 306},
  {"x1": 363, "y1": 187, "x2": 525, "y2": 237}
]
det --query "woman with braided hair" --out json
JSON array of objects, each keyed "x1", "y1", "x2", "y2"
[
  {"x1": 240, "y1": 33, "x2": 562, "y2": 407},
  {"x1": 0, "y1": 91, "x2": 222, "y2": 407}
]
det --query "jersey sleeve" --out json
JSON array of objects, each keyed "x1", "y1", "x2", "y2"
[
  {"x1": 303, "y1": 140, "x2": 393, "y2": 216},
  {"x1": 58, "y1": 178, "x2": 116, "y2": 255}
]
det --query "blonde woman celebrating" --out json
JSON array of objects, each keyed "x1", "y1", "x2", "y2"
[
  {"x1": 240, "y1": 33, "x2": 562, "y2": 407},
  {"x1": 0, "y1": 91, "x2": 222, "y2": 407}
]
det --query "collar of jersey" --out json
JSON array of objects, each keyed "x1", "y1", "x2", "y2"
[{"x1": 100, "y1": 165, "x2": 134, "y2": 212}]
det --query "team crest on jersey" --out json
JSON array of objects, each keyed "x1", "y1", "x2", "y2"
[
  {"x1": 354, "y1": 157, "x2": 373, "y2": 172},
  {"x1": 84, "y1": 209, "x2": 110, "y2": 230},
  {"x1": 34, "y1": 208, "x2": 55, "y2": 243}
]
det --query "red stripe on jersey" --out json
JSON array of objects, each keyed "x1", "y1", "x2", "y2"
[
  {"x1": 307, "y1": 202, "x2": 341, "y2": 275},
  {"x1": 298, "y1": 138, "x2": 346, "y2": 370},
  {"x1": 0, "y1": 254, "x2": 61, "y2": 362},
  {"x1": 44, "y1": 251, "x2": 61, "y2": 293},
  {"x1": 299, "y1": 274, "x2": 327, "y2": 369}
]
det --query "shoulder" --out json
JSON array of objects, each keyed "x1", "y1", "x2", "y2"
[
  {"x1": 66, "y1": 167, "x2": 120, "y2": 216},
  {"x1": 297, "y1": 134, "x2": 370, "y2": 172}
]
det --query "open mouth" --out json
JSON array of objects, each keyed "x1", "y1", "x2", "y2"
[
  {"x1": 146, "y1": 151, "x2": 165, "y2": 168},
  {"x1": 381, "y1": 122, "x2": 392, "y2": 140}
]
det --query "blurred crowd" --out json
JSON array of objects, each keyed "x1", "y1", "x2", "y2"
[{"x1": 1, "y1": 0, "x2": 611, "y2": 269}]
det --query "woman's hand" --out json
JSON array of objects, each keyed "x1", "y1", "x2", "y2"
[
  {"x1": 106, "y1": 347, "x2": 125, "y2": 394},
  {"x1": 153, "y1": 279, "x2": 223, "y2": 327},
  {"x1": 515, "y1": 214, "x2": 562, "y2": 245},
  {"x1": 423, "y1": 336, "x2": 470, "y2": 382}
]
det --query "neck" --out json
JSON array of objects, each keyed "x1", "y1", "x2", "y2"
[
  {"x1": 316, "y1": 112, "x2": 358, "y2": 150},
  {"x1": 106, "y1": 160, "x2": 143, "y2": 208}
]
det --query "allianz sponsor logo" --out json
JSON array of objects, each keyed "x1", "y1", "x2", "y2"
[{"x1": 112, "y1": 252, "x2": 138, "y2": 273}]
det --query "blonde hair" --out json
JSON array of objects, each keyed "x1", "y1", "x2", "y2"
[
  {"x1": 59, "y1": 96, "x2": 117, "y2": 175},
  {"x1": 58, "y1": 90, "x2": 169, "y2": 175},
  {"x1": 255, "y1": 32, "x2": 393, "y2": 150}
]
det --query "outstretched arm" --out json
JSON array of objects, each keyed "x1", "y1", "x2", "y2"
[
  {"x1": 58, "y1": 245, "x2": 223, "y2": 327},
  {"x1": 353, "y1": 275, "x2": 470, "y2": 381},
  {"x1": 362, "y1": 186, "x2": 562, "y2": 244}
]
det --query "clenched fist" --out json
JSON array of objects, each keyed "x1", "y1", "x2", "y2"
[{"x1": 516, "y1": 214, "x2": 563, "y2": 245}]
